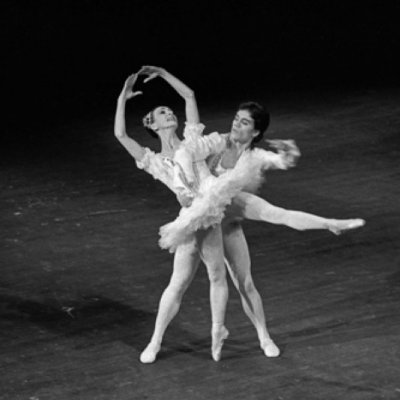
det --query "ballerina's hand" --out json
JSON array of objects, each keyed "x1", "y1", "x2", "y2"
[
  {"x1": 121, "y1": 73, "x2": 143, "y2": 100},
  {"x1": 139, "y1": 65, "x2": 166, "y2": 83}
]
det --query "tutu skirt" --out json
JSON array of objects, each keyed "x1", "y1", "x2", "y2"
[{"x1": 159, "y1": 149, "x2": 266, "y2": 252}]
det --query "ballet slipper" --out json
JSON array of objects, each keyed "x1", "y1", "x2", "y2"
[
  {"x1": 140, "y1": 342, "x2": 161, "y2": 364},
  {"x1": 328, "y1": 218, "x2": 365, "y2": 235},
  {"x1": 260, "y1": 338, "x2": 280, "y2": 357},
  {"x1": 211, "y1": 326, "x2": 229, "y2": 362}
]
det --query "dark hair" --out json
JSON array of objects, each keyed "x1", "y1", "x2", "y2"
[{"x1": 238, "y1": 101, "x2": 270, "y2": 144}]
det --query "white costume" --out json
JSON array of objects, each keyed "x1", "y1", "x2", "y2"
[
  {"x1": 156, "y1": 123, "x2": 299, "y2": 252},
  {"x1": 134, "y1": 121, "x2": 363, "y2": 364}
]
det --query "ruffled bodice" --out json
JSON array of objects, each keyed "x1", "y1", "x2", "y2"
[
  {"x1": 159, "y1": 148, "x2": 270, "y2": 252},
  {"x1": 172, "y1": 123, "x2": 227, "y2": 197},
  {"x1": 136, "y1": 123, "x2": 300, "y2": 253},
  {"x1": 136, "y1": 148, "x2": 181, "y2": 193},
  {"x1": 182, "y1": 123, "x2": 226, "y2": 161},
  {"x1": 135, "y1": 123, "x2": 227, "y2": 204}
]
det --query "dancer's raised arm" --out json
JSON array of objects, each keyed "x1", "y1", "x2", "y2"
[
  {"x1": 139, "y1": 66, "x2": 200, "y2": 124},
  {"x1": 114, "y1": 73, "x2": 146, "y2": 161}
]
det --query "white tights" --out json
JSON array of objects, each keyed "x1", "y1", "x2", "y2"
[
  {"x1": 140, "y1": 226, "x2": 228, "y2": 363},
  {"x1": 222, "y1": 221, "x2": 280, "y2": 357},
  {"x1": 230, "y1": 192, "x2": 365, "y2": 234},
  {"x1": 140, "y1": 192, "x2": 364, "y2": 362}
]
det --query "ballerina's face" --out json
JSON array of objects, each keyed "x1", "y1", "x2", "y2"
[
  {"x1": 230, "y1": 109, "x2": 260, "y2": 144},
  {"x1": 152, "y1": 106, "x2": 178, "y2": 132}
]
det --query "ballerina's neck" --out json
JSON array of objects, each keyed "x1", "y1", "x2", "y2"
[{"x1": 159, "y1": 129, "x2": 181, "y2": 158}]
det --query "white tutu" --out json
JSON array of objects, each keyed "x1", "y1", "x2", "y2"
[{"x1": 159, "y1": 149, "x2": 267, "y2": 252}]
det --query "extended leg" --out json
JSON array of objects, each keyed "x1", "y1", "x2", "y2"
[
  {"x1": 222, "y1": 221, "x2": 280, "y2": 357},
  {"x1": 140, "y1": 239, "x2": 200, "y2": 363},
  {"x1": 230, "y1": 192, "x2": 365, "y2": 234},
  {"x1": 197, "y1": 225, "x2": 229, "y2": 362}
]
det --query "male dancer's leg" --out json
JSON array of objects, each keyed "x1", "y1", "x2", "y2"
[{"x1": 222, "y1": 220, "x2": 280, "y2": 357}]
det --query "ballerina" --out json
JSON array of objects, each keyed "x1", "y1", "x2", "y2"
[{"x1": 115, "y1": 69, "x2": 229, "y2": 362}]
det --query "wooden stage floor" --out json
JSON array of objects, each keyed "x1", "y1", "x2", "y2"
[{"x1": 1, "y1": 88, "x2": 399, "y2": 399}]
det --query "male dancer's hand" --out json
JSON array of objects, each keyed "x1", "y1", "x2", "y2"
[
  {"x1": 266, "y1": 139, "x2": 301, "y2": 167},
  {"x1": 267, "y1": 139, "x2": 300, "y2": 155},
  {"x1": 176, "y1": 190, "x2": 194, "y2": 208}
]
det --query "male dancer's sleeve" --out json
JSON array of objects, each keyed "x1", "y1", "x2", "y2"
[{"x1": 260, "y1": 140, "x2": 301, "y2": 170}]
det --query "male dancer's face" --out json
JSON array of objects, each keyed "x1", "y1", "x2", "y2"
[{"x1": 230, "y1": 109, "x2": 260, "y2": 144}]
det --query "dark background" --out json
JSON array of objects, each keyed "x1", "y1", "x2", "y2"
[
  {"x1": 2, "y1": 3, "x2": 400, "y2": 397},
  {"x1": 3, "y1": 0, "x2": 400, "y2": 141}
]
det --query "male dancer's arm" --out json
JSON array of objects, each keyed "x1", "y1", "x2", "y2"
[{"x1": 261, "y1": 140, "x2": 301, "y2": 170}]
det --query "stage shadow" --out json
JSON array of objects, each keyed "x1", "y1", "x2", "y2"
[{"x1": 0, "y1": 293, "x2": 210, "y2": 358}]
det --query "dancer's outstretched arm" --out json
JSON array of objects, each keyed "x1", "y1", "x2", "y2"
[
  {"x1": 114, "y1": 72, "x2": 146, "y2": 161},
  {"x1": 139, "y1": 66, "x2": 199, "y2": 124},
  {"x1": 261, "y1": 139, "x2": 301, "y2": 170}
]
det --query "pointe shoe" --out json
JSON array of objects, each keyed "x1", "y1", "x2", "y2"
[
  {"x1": 211, "y1": 326, "x2": 229, "y2": 362},
  {"x1": 260, "y1": 338, "x2": 280, "y2": 357},
  {"x1": 329, "y1": 218, "x2": 365, "y2": 235},
  {"x1": 140, "y1": 343, "x2": 160, "y2": 364}
]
